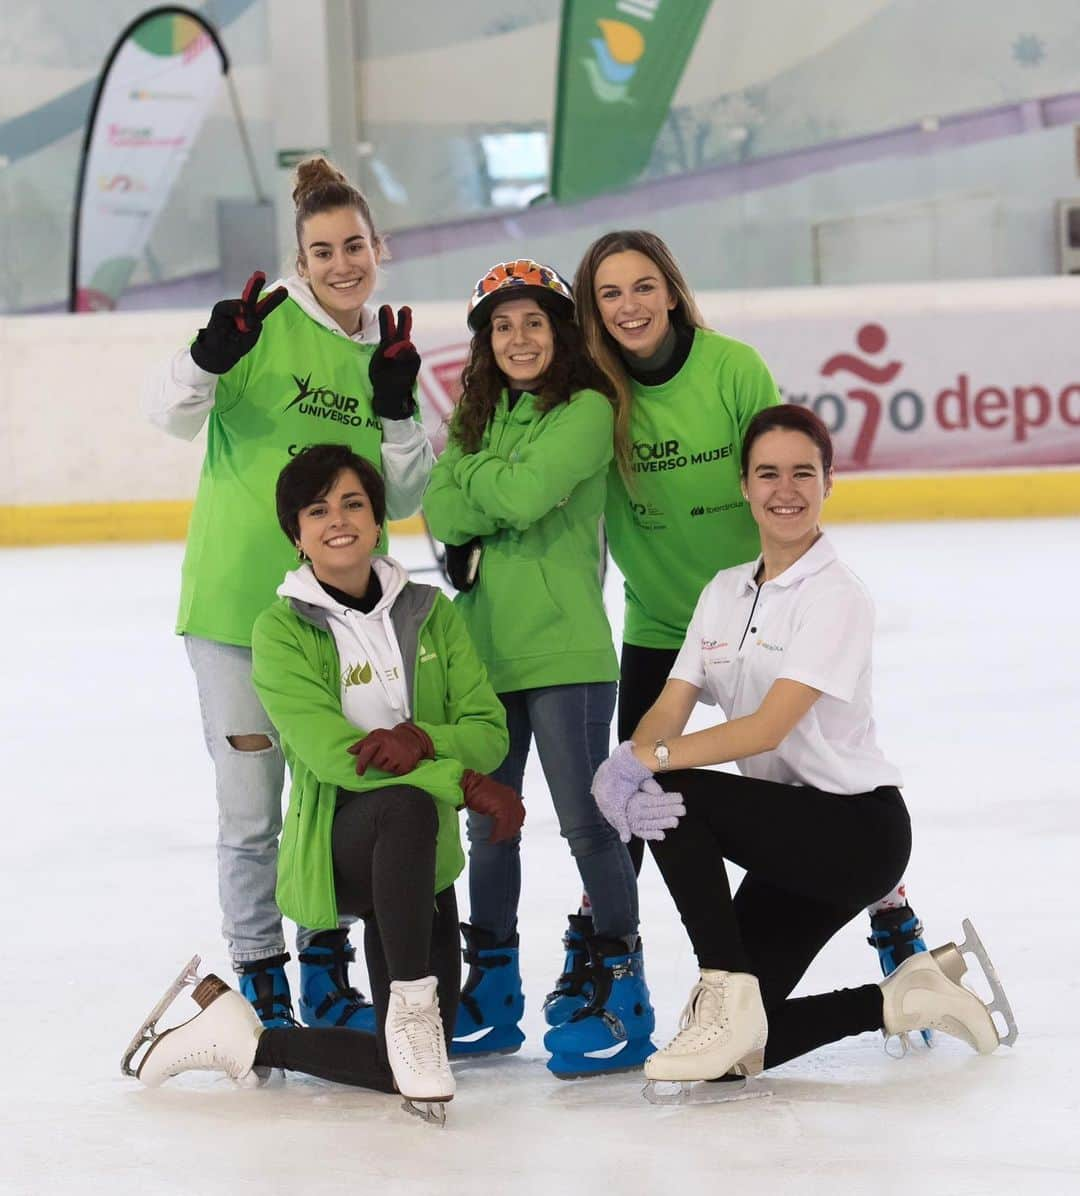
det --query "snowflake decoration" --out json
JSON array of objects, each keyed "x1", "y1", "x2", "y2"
[{"x1": 1013, "y1": 34, "x2": 1046, "y2": 66}]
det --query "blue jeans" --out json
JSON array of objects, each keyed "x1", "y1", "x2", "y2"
[
  {"x1": 465, "y1": 682, "x2": 638, "y2": 942},
  {"x1": 185, "y1": 636, "x2": 352, "y2": 967}
]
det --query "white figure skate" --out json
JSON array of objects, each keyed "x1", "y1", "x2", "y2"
[
  {"x1": 121, "y1": 956, "x2": 264, "y2": 1087},
  {"x1": 881, "y1": 919, "x2": 1018, "y2": 1053},
  {"x1": 385, "y1": 976, "x2": 455, "y2": 1126},
  {"x1": 642, "y1": 971, "x2": 772, "y2": 1106}
]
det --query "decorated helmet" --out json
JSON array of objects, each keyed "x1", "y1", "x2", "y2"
[{"x1": 466, "y1": 258, "x2": 574, "y2": 331}]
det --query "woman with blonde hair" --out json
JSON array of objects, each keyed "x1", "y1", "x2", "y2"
[{"x1": 143, "y1": 157, "x2": 432, "y2": 1033}]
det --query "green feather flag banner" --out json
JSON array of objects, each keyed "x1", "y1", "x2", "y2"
[{"x1": 550, "y1": 0, "x2": 712, "y2": 203}]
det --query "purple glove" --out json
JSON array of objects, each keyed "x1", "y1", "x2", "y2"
[
  {"x1": 591, "y1": 741, "x2": 655, "y2": 843},
  {"x1": 625, "y1": 777, "x2": 686, "y2": 841}
]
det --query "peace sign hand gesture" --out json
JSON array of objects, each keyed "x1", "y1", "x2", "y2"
[
  {"x1": 189, "y1": 271, "x2": 288, "y2": 375},
  {"x1": 369, "y1": 304, "x2": 421, "y2": 420}
]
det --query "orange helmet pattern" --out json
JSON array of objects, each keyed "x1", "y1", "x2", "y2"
[{"x1": 467, "y1": 258, "x2": 574, "y2": 331}]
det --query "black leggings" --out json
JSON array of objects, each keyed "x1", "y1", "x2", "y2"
[
  {"x1": 255, "y1": 785, "x2": 461, "y2": 1090},
  {"x1": 649, "y1": 769, "x2": 911, "y2": 1070},
  {"x1": 618, "y1": 643, "x2": 680, "y2": 876}
]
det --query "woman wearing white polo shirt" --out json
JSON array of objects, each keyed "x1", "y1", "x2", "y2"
[{"x1": 591, "y1": 404, "x2": 1011, "y2": 1082}]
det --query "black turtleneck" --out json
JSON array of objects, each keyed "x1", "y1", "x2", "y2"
[
  {"x1": 316, "y1": 569, "x2": 383, "y2": 613},
  {"x1": 620, "y1": 320, "x2": 695, "y2": 387}
]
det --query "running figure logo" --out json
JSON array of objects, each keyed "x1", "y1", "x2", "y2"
[{"x1": 821, "y1": 323, "x2": 902, "y2": 469}]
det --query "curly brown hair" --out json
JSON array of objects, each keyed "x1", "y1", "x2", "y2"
[{"x1": 448, "y1": 304, "x2": 614, "y2": 453}]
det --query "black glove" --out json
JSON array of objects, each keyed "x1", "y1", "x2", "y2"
[
  {"x1": 369, "y1": 304, "x2": 420, "y2": 420},
  {"x1": 444, "y1": 538, "x2": 482, "y2": 592},
  {"x1": 189, "y1": 271, "x2": 288, "y2": 375}
]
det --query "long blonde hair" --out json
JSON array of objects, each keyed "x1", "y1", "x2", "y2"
[{"x1": 574, "y1": 231, "x2": 704, "y2": 479}]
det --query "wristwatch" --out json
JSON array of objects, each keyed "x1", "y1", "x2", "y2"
[{"x1": 652, "y1": 739, "x2": 670, "y2": 772}]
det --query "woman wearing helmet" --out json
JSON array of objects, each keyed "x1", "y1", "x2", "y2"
[{"x1": 423, "y1": 260, "x2": 666, "y2": 1076}]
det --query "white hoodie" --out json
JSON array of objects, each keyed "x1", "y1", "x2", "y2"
[
  {"x1": 142, "y1": 275, "x2": 431, "y2": 520},
  {"x1": 277, "y1": 556, "x2": 412, "y2": 732}
]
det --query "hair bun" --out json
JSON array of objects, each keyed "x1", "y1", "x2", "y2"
[{"x1": 292, "y1": 156, "x2": 349, "y2": 206}]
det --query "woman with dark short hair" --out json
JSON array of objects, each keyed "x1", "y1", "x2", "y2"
[
  {"x1": 127, "y1": 443, "x2": 514, "y2": 1122},
  {"x1": 590, "y1": 406, "x2": 1014, "y2": 1093}
]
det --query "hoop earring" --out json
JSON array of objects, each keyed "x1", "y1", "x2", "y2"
[{"x1": 297, "y1": 545, "x2": 308, "y2": 562}]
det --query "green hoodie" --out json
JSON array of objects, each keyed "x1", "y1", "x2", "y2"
[
  {"x1": 251, "y1": 580, "x2": 508, "y2": 929},
  {"x1": 423, "y1": 388, "x2": 618, "y2": 693},
  {"x1": 606, "y1": 329, "x2": 781, "y2": 649}
]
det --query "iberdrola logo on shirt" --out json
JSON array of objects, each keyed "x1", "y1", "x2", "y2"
[
  {"x1": 342, "y1": 660, "x2": 373, "y2": 687},
  {"x1": 285, "y1": 374, "x2": 382, "y2": 430}
]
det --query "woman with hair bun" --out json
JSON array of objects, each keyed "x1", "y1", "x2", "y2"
[
  {"x1": 144, "y1": 156, "x2": 432, "y2": 1034},
  {"x1": 423, "y1": 260, "x2": 664, "y2": 1077}
]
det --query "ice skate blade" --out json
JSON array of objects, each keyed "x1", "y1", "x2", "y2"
[
  {"x1": 642, "y1": 1076, "x2": 772, "y2": 1106},
  {"x1": 955, "y1": 918, "x2": 1019, "y2": 1048},
  {"x1": 401, "y1": 1096, "x2": 449, "y2": 1126},
  {"x1": 883, "y1": 1027, "x2": 934, "y2": 1058},
  {"x1": 121, "y1": 955, "x2": 202, "y2": 1077}
]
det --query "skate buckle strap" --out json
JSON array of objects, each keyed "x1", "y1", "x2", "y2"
[
  {"x1": 461, "y1": 947, "x2": 513, "y2": 969},
  {"x1": 313, "y1": 986, "x2": 371, "y2": 1024}
]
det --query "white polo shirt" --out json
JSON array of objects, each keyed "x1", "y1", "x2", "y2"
[{"x1": 670, "y1": 533, "x2": 902, "y2": 795}]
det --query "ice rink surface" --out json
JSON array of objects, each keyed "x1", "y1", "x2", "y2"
[{"x1": 2, "y1": 519, "x2": 1078, "y2": 1195}]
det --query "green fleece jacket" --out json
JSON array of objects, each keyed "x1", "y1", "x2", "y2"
[
  {"x1": 251, "y1": 581, "x2": 508, "y2": 929},
  {"x1": 422, "y1": 387, "x2": 618, "y2": 693}
]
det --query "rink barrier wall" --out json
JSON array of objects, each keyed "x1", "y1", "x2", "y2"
[
  {"x1": 3, "y1": 278, "x2": 1079, "y2": 546},
  {"x1": 3, "y1": 470, "x2": 1077, "y2": 546}
]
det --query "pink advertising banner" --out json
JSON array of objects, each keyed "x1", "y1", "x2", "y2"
[{"x1": 403, "y1": 280, "x2": 1080, "y2": 473}]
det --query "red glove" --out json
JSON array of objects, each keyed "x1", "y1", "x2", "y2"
[
  {"x1": 348, "y1": 723, "x2": 435, "y2": 776},
  {"x1": 460, "y1": 769, "x2": 525, "y2": 844}
]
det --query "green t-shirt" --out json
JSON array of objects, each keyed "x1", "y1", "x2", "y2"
[
  {"x1": 605, "y1": 328, "x2": 781, "y2": 649},
  {"x1": 178, "y1": 298, "x2": 385, "y2": 646}
]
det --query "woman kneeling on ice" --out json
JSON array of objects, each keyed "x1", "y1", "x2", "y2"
[
  {"x1": 127, "y1": 445, "x2": 517, "y2": 1121},
  {"x1": 591, "y1": 405, "x2": 1016, "y2": 1091}
]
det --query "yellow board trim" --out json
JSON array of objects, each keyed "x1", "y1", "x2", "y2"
[{"x1": 1, "y1": 473, "x2": 1077, "y2": 547}]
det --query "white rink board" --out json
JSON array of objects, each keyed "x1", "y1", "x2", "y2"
[{"x1": 2, "y1": 276, "x2": 1079, "y2": 508}]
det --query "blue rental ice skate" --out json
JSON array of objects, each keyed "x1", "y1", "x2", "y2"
[
  {"x1": 298, "y1": 930, "x2": 376, "y2": 1032},
  {"x1": 542, "y1": 913, "x2": 594, "y2": 1027},
  {"x1": 451, "y1": 923, "x2": 525, "y2": 1056},
  {"x1": 869, "y1": 904, "x2": 933, "y2": 1047},
  {"x1": 237, "y1": 953, "x2": 297, "y2": 1029},
  {"x1": 544, "y1": 934, "x2": 656, "y2": 1077}
]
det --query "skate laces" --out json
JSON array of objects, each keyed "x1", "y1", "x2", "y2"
[
  {"x1": 390, "y1": 1002, "x2": 447, "y2": 1073},
  {"x1": 666, "y1": 978, "x2": 729, "y2": 1052}
]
